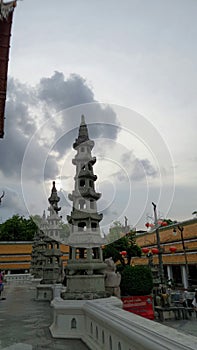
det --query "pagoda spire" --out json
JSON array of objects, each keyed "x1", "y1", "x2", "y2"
[
  {"x1": 73, "y1": 115, "x2": 94, "y2": 150},
  {"x1": 48, "y1": 181, "x2": 61, "y2": 214}
]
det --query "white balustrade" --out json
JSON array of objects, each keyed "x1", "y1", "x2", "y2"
[
  {"x1": 50, "y1": 296, "x2": 197, "y2": 350},
  {"x1": 4, "y1": 273, "x2": 32, "y2": 284}
]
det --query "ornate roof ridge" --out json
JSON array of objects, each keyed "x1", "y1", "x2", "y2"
[{"x1": 0, "y1": 1, "x2": 16, "y2": 21}]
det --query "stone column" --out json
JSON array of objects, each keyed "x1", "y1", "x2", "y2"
[
  {"x1": 181, "y1": 265, "x2": 188, "y2": 289},
  {"x1": 167, "y1": 265, "x2": 173, "y2": 281}
]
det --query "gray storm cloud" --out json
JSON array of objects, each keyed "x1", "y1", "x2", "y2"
[
  {"x1": 1, "y1": 72, "x2": 119, "y2": 180},
  {"x1": 37, "y1": 72, "x2": 95, "y2": 111},
  {"x1": 111, "y1": 150, "x2": 158, "y2": 182},
  {"x1": 0, "y1": 72, "x2": 120, "y2": 219}
]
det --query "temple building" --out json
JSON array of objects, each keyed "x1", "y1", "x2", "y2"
[
  {"x1": 134, "y1": 218, "x2": 197, "y2": 289},
  {"x1": 0, "y1": 0, "x2": 17, "y2": 138}
]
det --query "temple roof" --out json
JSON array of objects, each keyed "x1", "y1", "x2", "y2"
[
  {"x1": 79, "y1": 187, "x2": 101, "y2": 200},
  {"x1": 78, "y1": 169, "x2": 97, "y2": 181},
  {"x1": 0, "y1": 1, "x2": 16, "y2": 21},
  {"x1": 67, "y1": 211, "x2": 103, "y2": 223}
]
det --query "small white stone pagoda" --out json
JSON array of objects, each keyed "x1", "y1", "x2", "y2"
[
  {"x1": 31, "y1": 231, "x2": 46, "y2": 280},
  {"x1": 47, "y1": 181, "x2": 63, "y2": 241},
  {"x1": 36, "y1": 182, "x2": 63, "y2": 301}
]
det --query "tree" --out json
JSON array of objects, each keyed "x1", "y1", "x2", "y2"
[
  {"x1": 0, "y1": 215, "x2": 38, "y2": 241},
  {"x1": 103, "y1": 229, "x2": 142, "y2": 266}
]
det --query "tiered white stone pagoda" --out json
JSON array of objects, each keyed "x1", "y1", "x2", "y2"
[
  {"x1": 62, "y1": 115, "x2": 108, "y2": 300},
  {"x1": 50, "y1": 116, "x2": 119, "y2": 340}
]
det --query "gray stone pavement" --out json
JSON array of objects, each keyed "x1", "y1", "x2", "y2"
[
  {"x1": 0, "y1": 284, "x2": 196, "y2": 350},
  {"x1": 155, "y1": 315, "x2": 197, "y2": 338},
  {"x1": 0, "y1": 283, "x2": 89, "y2": 350}
]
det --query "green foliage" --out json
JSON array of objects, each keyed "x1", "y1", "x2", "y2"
[
  {"x1": 0, "y1": 215, "x2": 38, "y2": 241},
  {"x1": 120, "y1": 265, "x2": 153, "y2": 296},
  {"x1": 103, "y1": 227, "x2": 141, "y2": 266}
]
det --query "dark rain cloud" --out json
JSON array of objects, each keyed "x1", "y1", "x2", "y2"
[
  {"x1": 37, "y1": 72, "x2": 120, "y2": 158},
  {"x1": 0, "y1": 69, "x2": 157, "y2": 229},
  {"x1": 0, "y1": 72, "x2": 120, "y2": 184},
  {"x1": 0, "y1": 90, "x2": 58, "y2": 182},
  {"x1": 112, "y1": 151, "x2": 158, "y2": 182},
  {"x1": 37, "y1": 72, "x2": 95, "y2": 111}
]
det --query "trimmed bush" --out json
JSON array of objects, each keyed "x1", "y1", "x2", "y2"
[{"x1": 120, "y1": 265, "x2": 153, "y2": 296}]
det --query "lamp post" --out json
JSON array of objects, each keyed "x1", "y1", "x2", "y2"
[
  {"x1": 152, "y1": 202, "x2": 164, "y2": 284},
  {"x1": 173, "y1": 225, "x2": 189, "y2": 284}
]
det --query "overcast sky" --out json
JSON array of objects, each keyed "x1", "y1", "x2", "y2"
[{"x1": 0, "y1": 0, "x2": 197, "y2": 233}]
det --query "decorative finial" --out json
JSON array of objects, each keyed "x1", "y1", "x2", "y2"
[
  {"x1": 81, "y1": 115, "x2": 85, "y2": 125},
  {"x1": 52, "y1": 181, "x2": 56, "y2": 191}
]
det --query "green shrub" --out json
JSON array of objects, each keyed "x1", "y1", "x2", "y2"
[{"x1": 120, "y1": 265, "x2": 153, "y2": 296}]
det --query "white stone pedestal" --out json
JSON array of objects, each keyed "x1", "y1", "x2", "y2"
[
  {"x1": 49, "y1": 296, "x2": 122, "y2": 339},
  {"x1": 53, "y1": 284, "x2": 64, "y2": 299},
  {"x1": 30, "y1": 277, "x2": 42, "y2": 286},
  {"x1": 50, "y1": 298, "x2": 87, "y2": 339},
  {"x1": 36, "y1": 283, "x2": 64, "y2": 301},
  {"x1": 36, "y1": 284, "x2": 53, "y2": 301}
]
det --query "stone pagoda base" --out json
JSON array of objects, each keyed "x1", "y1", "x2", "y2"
[{"x1": 61, "y1": 275, "x2": 110, "y2": 300}]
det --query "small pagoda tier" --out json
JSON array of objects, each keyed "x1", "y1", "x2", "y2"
[
  {"x1": 41, "y1": 236, "x2": 63, "y2": 284},
  {"x1": 31, "y1": 224, "x2": 46, "y2": 279},
  {"x1": 47, "y1": 181, "x2": 62, "y2": 241},
  {"x1": 62, "y1": 116, "x2": 108, "y2": 300}
]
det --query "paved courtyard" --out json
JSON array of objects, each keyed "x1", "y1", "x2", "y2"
[
  {"x1": 156, "y1": 315, "x2": 197, "y2": 338},
  {"x1": 0, "y1": 283, "x2": 196, "y2": 349},
  {"x1": 0, "y1": 283, "x2": 89, "y2": 350}
]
